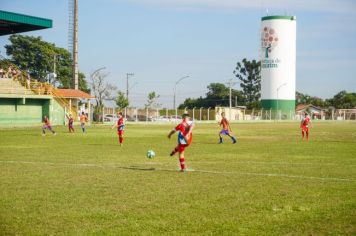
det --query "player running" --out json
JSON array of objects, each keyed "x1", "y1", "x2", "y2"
[
  {"x1": 112, "y1": 112, "x2": 125, "y2": 146},
  {"x1": 42, "y1": 115, "x2": 56, "y2": 136},
  {"x1": 168, "y1": 113, "x2": 194, "y2": 172},
  {"x1": 80, "y1": 112, "x2": 88, "y2": 133},
  {"x1": 67, "y1": 113, "x2": 75, "y2": 133},
  {"x1": 219, "y1": 112, "x2": 237, "y2": 144},
  {"x1": 300, "y1": 112, "x2": 311, "y2": 141}
]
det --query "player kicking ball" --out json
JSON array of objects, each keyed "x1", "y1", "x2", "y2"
[
  {"x1": 42, "y1": 115, "x2": 56, "y2": 136},
  {"x1": 168, "y1": 113, "x2": 194, "y2": 172},
  {"x1": 112, "y1": 112, "x2": 125, "y2": 146},
  {"x1": 219, "y1": 112, "x2": 237, "y2": 144},
  {"x1": 300, "y1": 112, "x2": 311, "y2": 141}
]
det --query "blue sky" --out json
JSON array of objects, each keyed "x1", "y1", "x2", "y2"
[{"x1": 1, "y1": 0, "x2": 356, "y2": 108}]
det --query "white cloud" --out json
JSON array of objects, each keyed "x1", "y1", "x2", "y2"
[{"x1": 124, "y1": 0, "x2": 356, "y2": 14}]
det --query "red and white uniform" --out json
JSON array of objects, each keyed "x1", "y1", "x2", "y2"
[
  {"x1": 301, "y1": 116, "x2": 310, "y2": 131},
  {"x1": 175, "y1": 120, "x2": 193, "y2": 152},
  {"x1": 117, "y1": 117, "x2": 125, "y2": 135}
]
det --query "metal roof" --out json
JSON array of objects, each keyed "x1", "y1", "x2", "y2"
[{"x1": 0, "y1": 10, "x2": 52, "y2": 36}]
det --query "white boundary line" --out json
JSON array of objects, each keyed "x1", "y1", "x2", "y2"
[
  {"x1": 1, "y1": 160, "x2": 355, "y2": 182},
  {"x1": 193, "y1": 160, "x2": 356, "y2": 167}
]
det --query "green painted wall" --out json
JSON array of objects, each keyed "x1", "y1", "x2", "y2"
[
  {"x1": 261, "y1": 99, "x2": 295, "y2": 111},
  {"x1": 51, "y1": 99, "x2": 65, "y2": 125},
  {"x1": 0, "y1": 98, "x2": 44, "y2": 125},
  {"x1": 0, "y1": 97, "x2": 65, "y2": 126},
  {"x1": 261, "y1": 99, "x2": 296, "y2": 119}
]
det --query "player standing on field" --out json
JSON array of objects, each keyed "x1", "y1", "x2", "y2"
[
  {"x1": 219, "y1": 112, "x2": 237, "y2": 144},
  {"x1": 168, "y1": 113, "x2": 194, "y2": 172},
  {"x1": 80, "y1": 112, "x2": 88, "y2": 133},
  {"x1": 300, "y1": 112, "x2": 311, "y2": 141},
  {"x1": 112, "y1": 112, "x2": 125, "y2": 146},
  {"x1": 67, "y1": 113, "x2": 75, "y2": 133},
  {"x1": 42, "y1": 115, "x2": 56, "y2": 136}
]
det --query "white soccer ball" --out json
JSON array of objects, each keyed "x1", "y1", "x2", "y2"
[{"x1": 147, "y1": 150, "x2": 155, "y2": 159}]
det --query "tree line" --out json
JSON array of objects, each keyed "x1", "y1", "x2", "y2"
[
  {"x1": 179, "y1": 58, "x2": 356, "y2": 110},
  {"x1": 1, "y1": 35, "x2": 88, "y2": 92},
  {"x1": 1, "y1": 35, "x2": 355, "y2": 110}
]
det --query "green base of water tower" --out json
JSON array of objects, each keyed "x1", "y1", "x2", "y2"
[{"x1": 261, "y1": 99, "x2": 295, "y2": 111}]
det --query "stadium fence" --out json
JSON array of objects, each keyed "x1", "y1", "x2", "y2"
[{"x1": 96, "y1": 107, "x2": 356, "y2": 123}]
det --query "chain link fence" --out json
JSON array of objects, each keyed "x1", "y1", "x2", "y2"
[{"x1": 94, "y1": 107, "x2": 356, "y2": 123}]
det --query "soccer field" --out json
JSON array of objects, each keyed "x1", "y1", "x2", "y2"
[{"x1": 1, "y1": 122, "x2": 355, "y2": 235}]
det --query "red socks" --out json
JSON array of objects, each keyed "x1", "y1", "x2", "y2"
[
  {"x1": 179, "y1": 157, "x2": 186, "y2": 170},
  {"x1": 119, "y1": 137, "x2": 123, "y2": 144},
  {"x1": 170, "y1": 147, "x2": 178, "y2": 156}
]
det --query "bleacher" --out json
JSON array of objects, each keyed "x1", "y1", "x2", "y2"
[{"x1": 0, "y1": 78, "x2": 34, "y2": 95}]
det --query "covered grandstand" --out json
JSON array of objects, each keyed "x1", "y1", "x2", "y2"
[{"x1": 0, "y1": 10, "x2": 92, "y2": 126}]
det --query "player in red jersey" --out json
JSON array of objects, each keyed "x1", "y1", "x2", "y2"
[
  {"x1": 168, "y1": 113, "x2": 194, "y2": 172},
  {"x1": 219, "y1": 112, "x2": 237, "y2": 144},
  {"x1": 300, "y1": 112, "x2": 311, "y2": 141},
  {"x1": 42, "y1": 115, "x2": 56, "y2": 136},
  {"x1": 112, "y1": 112, "x2": 125, "y2": 146},
  {"x1": 67, "y1": 113, "x2": 75, "y2": 133}
]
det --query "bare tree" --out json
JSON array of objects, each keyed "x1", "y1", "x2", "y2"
[
  {"x1": 145, "y1": 91, "x2": 161, "y2": 109},
  {"x1": 90, "y1": 67, "x2": 117, "y2": 113}
]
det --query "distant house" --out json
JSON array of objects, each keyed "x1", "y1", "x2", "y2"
[
  {"x1": 54, "y1": 88, "x2": 94, "y2": 117},
  {"x1": 296, "y1": 104, "x2": 324, "y2": 119}
]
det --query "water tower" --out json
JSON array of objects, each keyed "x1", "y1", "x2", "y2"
[{"x1": 260, "y1": 15, "x2": 296, "y2": 117}]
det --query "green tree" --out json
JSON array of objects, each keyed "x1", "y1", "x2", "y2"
[
  {"x1": 178, "y1": 96, "x2": 207, "y2": 109},
  {"x1": 4, "y1": 35, "x2": 88, "y2": 91},
  {"x1": 233, "y1": 58, "x2": 261, "y2": 109},
  {"x1": 145, "y1": 91, "x2": 161, "y2": 109},
  {"x1": 178, "y1": 83, "x2": 245, "y2": 109},
  {"x1": 327, "y1": 91, "x2": 356, "y2": 109},
  {"x1": 296, "y1": 91, "x2": 326, "y2": 108},
  {"x1": 116, "y1": 91, "x2": 129, "y2": 109}
]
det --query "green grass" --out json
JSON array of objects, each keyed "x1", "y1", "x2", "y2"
[{"x1": 1, "y1": 122, "x2": 355, "y2": 235}]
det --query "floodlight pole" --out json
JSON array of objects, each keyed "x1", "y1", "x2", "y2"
[
  {"x1": 226, "y1": 78, "x2": 238, "y2": 122},
  {"x1": 90, "y1": 67, "x2": 106, "y2": 78},
  {"x1": 173, "y1": 75, "x2": 189, "y2": 109}
]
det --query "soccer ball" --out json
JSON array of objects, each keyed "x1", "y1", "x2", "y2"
[{"x1": 147, "y1": 150, "x2": 155, "y2": 159}]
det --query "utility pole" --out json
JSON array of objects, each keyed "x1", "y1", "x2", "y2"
[
  {"x1": 226, "y1": 78, "x2": 238, "y2": 121},
  {"x1": 72, "y1": 0, "x2": 79, "y2": 90},
  {"x1": 126, "y1": 73, "x2": 134, "y2": 104}
]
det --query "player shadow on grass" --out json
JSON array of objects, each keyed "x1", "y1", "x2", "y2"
[
  {"x1": 120, "y1": 165, "x2": 177, "y2": 172},
  {"x1": 84, "y1": 143, "x2": 121, "y2": 147}
]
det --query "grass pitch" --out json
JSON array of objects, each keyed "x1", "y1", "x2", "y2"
[{"x1": 0, "y1": 122, "x2": 355, "y2": 235}]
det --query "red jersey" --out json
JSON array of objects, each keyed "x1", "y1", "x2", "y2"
[
  {"x1": 68, "y1": 117, "x2": 73, "y2": 125},
  {"x1": 175, "y1": 120, "x2": 193, "y2": 145},
  {"x1": 117, "y1": 117, "x2": 125, "y2": 131},
  {"x1": 301, "y1": 117, "x2": 310, "y2": 127},
  {"x1": 43, "y1": 117, "x2": 50, "y2": 126},
  {"x1": 220, "y1": 118, "x2": 229, "y2": 130}
]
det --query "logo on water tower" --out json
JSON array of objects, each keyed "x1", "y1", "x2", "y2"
[
  {"x1": 261, "y1": 26, "x2": 281, "y2": 69},
  {"x1": 261, "y1": 27, "x2": 278, "y2": 58}
]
